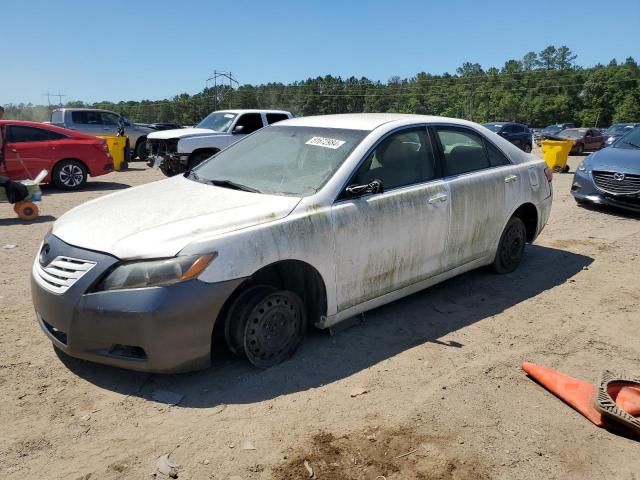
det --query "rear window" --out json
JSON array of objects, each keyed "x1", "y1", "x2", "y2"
[{"x1": 51, "y1": 111, "x2": 63, "y2": 124}]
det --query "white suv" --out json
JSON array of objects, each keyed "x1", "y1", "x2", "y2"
[{"x1": 147, "y1": 109, "x2": 292, "y2": 176}]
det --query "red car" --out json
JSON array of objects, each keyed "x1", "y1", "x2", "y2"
[{"x1": 0, "y1": 120, "x2": 113, "y2": 190}]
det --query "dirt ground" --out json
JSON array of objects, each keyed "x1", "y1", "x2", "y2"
[{"x1": 1, "y1": 151, "x2": 638, "y2": 480}]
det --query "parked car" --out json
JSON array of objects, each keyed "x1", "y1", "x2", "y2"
[
  {"x1": 0, "y1": 120, "x2": 113, "y2": 190},
  {"x1": 602, "y1": 123, "x2": 640, "y2": 147},
  {"x1": 571, "y1": 125, "x2": 640, "y2": 213},
  {"x1": 556, "y1": 128, "x2": 604, "y2": 154},
  {"x1": 146, "y1": 109, "x2": 293, "y2": 176},
  {"x1": 32, "y1": 113, "x2": 553, "y2": 373},
  {"x1": 536, "y1": 123, "x2": 576, "y2": 145},
  {"x1": 483, "y1": 122, "x2": 533, "y2": 152},
  {"x1": 51, "y1": 108, "x2": 154, "y2": 161}
]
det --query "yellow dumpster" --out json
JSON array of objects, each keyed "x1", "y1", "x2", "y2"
[
  {"x1": 540, "y1": 139, "x2": 575, "y2": 173},
  {"x1": 97, "y1": 135, "x2": 128, "y2": 171}
]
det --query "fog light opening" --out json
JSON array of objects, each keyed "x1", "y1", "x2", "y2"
[{"x1": 108, "y1": 344, "x2": 147, "y2": 360}]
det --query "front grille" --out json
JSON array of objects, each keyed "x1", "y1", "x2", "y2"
[
  {"x1": 34, "y1": 255, "x2": 96, "y2": 294},
  {"x1": 592, "y1": 171, "x2": 640, "y2": 195},
  {"x1": 147, "y1": 138, "x2": 178, "y2": 156}
]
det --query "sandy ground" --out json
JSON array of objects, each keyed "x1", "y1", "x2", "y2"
[{"x1": 1, "y1": 152, "x2": 638, "y2": 480}]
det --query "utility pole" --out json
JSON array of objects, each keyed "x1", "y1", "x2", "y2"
[
  {"x1": 44, "y1": 91, "x2": 67, "y2": 109},
  {"x1": 55, "y1": 91, "x2": 67, "y2": 106},
  {"x1": 206, "y1": 70, "x2": 239, "y2": 110},
  {"x1": 43, "y1": 92, "x2": 52, "y2": 108}
]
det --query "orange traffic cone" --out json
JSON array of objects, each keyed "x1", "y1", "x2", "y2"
[
  {"x1": 521, "y1": 362, "x2": 604, "y2": 426},
  {"x1": 606, "y1": 384, "x2": 640, "y2": 417}
]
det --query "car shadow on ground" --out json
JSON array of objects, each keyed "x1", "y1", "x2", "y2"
[
  {"x1": 0, "y1": 215, "x2": 56, "y2": 226},
  {"x1": 42, "y1": 182, "x2": 131, "y2": 195},
  {"x1": 57, "y1": 244, "x2": 593, "y2": 408},
  {"x1": 577, "y1": 203, "x2": 640, "y2": 219}
]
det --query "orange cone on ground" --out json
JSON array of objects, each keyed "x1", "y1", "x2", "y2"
[
  {"x1": 610, "y1": 385, "x2": 640, "y2": 417},
  {"x1": 521, "y1": 362, "x2": 605, "y2": 426}
]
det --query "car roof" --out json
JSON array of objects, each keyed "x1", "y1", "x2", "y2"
[
  {"x1": 278, "y1": 113, "x2": 482, "y2": 131},
  {"x1": 218, "y1": 109, "x2": 291, "y2": 115},
  {"x1": 0, "y1": 119, "x2": 93, "y2": 137}
]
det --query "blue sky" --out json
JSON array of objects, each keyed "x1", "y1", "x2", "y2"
[{"x1": 2, "y1": 0, "x2": 639, "y2": 105}]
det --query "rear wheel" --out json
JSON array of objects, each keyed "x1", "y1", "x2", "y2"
[
  {"x1": 225, "y1": 285, "x2": 306, "y2": 368},
  {"x1": 575, "y1": 143, "x2": 584, "y2": 155},
  {"x1": 52, "y1": 160, "x2": 87, "y2": 190},
  {"x1": 492, "y1": 216, "x2": 526, "y2": 274},
  {"x1": 135, "y1": 139, "x2": 148, "y2": 161}
]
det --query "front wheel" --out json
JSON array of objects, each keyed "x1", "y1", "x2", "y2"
[
  {"x1": 492, "y1": 216, "x2": 526, "y2": 274},
  {"x1": 135, "y1": 139, "x2": 149, "y2": 161},
  {"x1": 52, "y1": 160, "x2": 87, "y2": 190},
  {"x1": 523, "y1": 143, "x2": 532, "y2": 153},
  {"x1": 574, "y1": 143, "x2": 584, "y2": 155},
  {"x1": 226, "y1": 285, "x2": 307, "y2": 368},
  {"x1": 188, "y1": 151, "x2": 216, "y2": 170}
]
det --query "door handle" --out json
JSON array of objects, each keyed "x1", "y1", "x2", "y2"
[
  {"x1": 505, "y1": 175, "x2": 519, "y2": 183},
  {"x1": 11, "y1": 148, "x2": 17, "y2": 153},
  {"x1": 428, "y1": 193, "x2": 448, "y2": 204}
]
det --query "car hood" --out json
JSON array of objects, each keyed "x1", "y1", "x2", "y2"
[
  {"x1": 586, "y1": 147, "x2": 640, "y2": 173},
  {"x1": 52, "y1": 175, "x2": 301, "y2": 259},
  {"x1": 147, "y1": 127, "x2": 223, "y2": 140}
]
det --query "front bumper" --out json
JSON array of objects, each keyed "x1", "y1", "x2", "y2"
[
  {"x1": 31, "y1": 234, "x2": 243, "y2": 373},
  {"x1": 571, "y1": 170, "x2": 640, "y2": 213}
]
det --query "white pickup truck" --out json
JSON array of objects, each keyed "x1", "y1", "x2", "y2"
[{"x1": 146, "y1": 109, "x2": 292, "y2": 176}]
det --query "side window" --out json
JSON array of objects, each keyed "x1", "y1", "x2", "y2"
[
  {"x1": 436, "y1": 128, "x2": 490, "y2": 176},
  {"x1": 485, "y1": 141, "x2": 511, "y2": 167},
  {"x1": 101, "y1": 112, "x2": 120, "y2": 126},
  {"x1": 266, "y1": 113, "x2": 289, "y2": 125},
  {"x1": 503, "y1": 125, "x2": 514, "y2": 134},
  {"x1": 235, "y1": 113, "x2": 264, "y2": 134},
  {"x1": 512, "y1": 124, "x2": 524, "y2": 133},
  {"x1": 71, "y1": 111, "x2": 101, "y2": 125},
  {"x1": 6, "y1": 126, "x2": 54, "y2": 143},
  {"x1": 51, "y1": 111, "x2": 63, "y2": 124},
  {"x1": 351, "y1": 128, "x2": 437, "y2": 191}
]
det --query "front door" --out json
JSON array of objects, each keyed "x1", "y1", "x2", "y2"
[{"x1": 332, "y1": 127, "x2": 450, "y2": 312}]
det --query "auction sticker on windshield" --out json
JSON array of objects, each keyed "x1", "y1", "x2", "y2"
[{"x1": 306, "y1": 136, "x2": 346, "y2": 149}]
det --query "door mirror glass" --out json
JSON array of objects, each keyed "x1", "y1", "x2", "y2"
[
  {"x1": 232, "y1": 125, "x2": 245, "y2": 134},
  {"x1": 345, "y1": 179, "x2": 384, "y2": 198}
]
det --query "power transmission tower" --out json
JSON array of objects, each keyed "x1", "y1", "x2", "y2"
[
  {"x1": 206, "y1": 70, "x2": 239, "y2": 110},
  {"x1": 44, "y1": 91, "x2": 67, "y2": 109},
  {"x1": 55, "y1": 91, "x2": 67, "y2": 106}
]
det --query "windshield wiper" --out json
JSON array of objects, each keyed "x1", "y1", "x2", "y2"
[
  {"x1": 209, "y1": 179, "x2": 261, "y2": 193},
  {"x1": 621, "y1": 140, "x2": 640, "y2": 149}
]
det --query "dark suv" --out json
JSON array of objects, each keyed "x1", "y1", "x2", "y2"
[{"x1": 483, "y1": 122, "x2": 532, "y2": 152}]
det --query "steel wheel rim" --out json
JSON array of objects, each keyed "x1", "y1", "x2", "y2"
[
  {"x1": 59, "y1": 164, "x2": 84, "y2": 187},
  {"x1": 244, "y1": 292, "x2": 303, "y2": 367},
  {"x1": 501, "y1": 223, "x2": 524, "y2": 269}
]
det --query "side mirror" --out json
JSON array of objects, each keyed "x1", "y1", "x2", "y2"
[
  {"x1": 232, "y1": 125, "x2": 245, "y2": 134},
  {"x1": 345, "y1": 179, "x2": 384, "y2": 198}
]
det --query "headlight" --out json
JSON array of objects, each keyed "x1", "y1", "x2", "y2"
[
  {"x1": 95, "y1": 253, "x2": 217, "y2": 291},
  {"x1": 577, "y1": 162, "x2": 591, "y2": 173}
]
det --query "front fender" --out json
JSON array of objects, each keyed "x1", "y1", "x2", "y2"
[{"x1": 180, "y1": 205, "x2": 338, "y2": 316}]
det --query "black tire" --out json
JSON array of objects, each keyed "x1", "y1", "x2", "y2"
[
  {"x1": 52, "y1": 160, "x2": 87, "y2": 190},
  {"x1": 188, "y1": 151, "x2": 216, "y2": 170},
  {"x1": 523, "y1": 143, "x2": 532, "y2": 153},
  {"x1": 159, "y1": 162, "x2": 179, "y2": 177},
  {"x1": 492, "y1": 216, "x2": 527, "y2": 274},
  {"x1": 135, "y1": 138, "x2": 148, "y2": 161},
  {"x1": 575, "y1": 143, "x2": 584, "y2": 155},
  {"x1": 225, "y1": 285, "x2": 306, "y2": 368}
]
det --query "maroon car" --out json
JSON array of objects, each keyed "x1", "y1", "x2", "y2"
[
  {"x1": 557, "y1": 128, "x2": 604, "y2": 155},
  {"x1": 0, "y1": 120, "x2": 113, "y2": 190}
]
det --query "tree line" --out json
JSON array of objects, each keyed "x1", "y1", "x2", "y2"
[{"x1": 5, "y1": 46, "x2": 640, "y2": 128}]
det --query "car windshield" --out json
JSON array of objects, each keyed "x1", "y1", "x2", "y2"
[
  {"x1": 607, "y1": 124, "x2": 636, "y2": 134},
  {"x1": 483, "y1": 124, "x2": 503, "y2": 133},
  {"x1": 192, "y1": 125, "x2": 368, "y2": 196},
  {"x1": 559, "y1": 129, "x2": 585, "y2": 138},
  {"x1": 613, "y1": 127, "x2": 640, "y2": 150},
  {"x1": 196, "y1": 112, "x2": 237, "y2": 132},
  {"x1": 543, "y1": 125, "x2": 562, "y2": 134}
]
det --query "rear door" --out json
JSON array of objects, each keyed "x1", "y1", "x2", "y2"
[
  {"x1": 3, "y1": 125, "x2": 59, "y2": 180},
  {"x1": 332, "y1": 126, "x2": 450, "y2": 311},
  {"x1": 432, "y1": 125, "x2": 520, "y2": 269}
]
